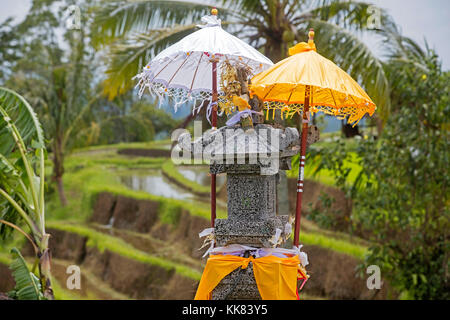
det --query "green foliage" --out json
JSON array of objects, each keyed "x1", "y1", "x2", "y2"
[
  {"x1": 158, "y1": 201, "x2": 181, "y2": 226},
  {"x1": 91, "y1": 1, "x2": 213, "y2": 47},
  {"x1": 0, "y1": 87, "x2": 44, "y2": 158},
  {"x1": 307, "y1": 192, "x2": 339, "y2": 230},
  {"x1": 73, "y1": 93, "x2": 179, "y2": 147},
  {"x1": 288, "y1": 137, "x2": 366, "y2": 187},
  {"x1": 132, "y1": 101, "x2": 179, "y2": 139},
  {"x1": 311, "y1": 44, "x2": 449, "y2": 299},
  {"x1": 0, "y1": 87, "x2": 53, "y2": 299},
  {"x1": 0, "y1": 88, "x2": 44, "y2": 235},
  {"x1": 308, "y1": 140, "x2": 361, "y2": 191},
  {"x1": 353, "y1": 52, "x2": 449, "y2": 299},
  {"x1": 95, "y1": 115, "x2": 155, "y2": 145},
  {"x1": 8, "y1": 248, "x2": 45, "y2": 300},
  {"x1": 0, "y1": 87, "x2": 45, "y2": 238},
  {"x1": 2, "y1": 0, "x2": 100, "y2": 206}
]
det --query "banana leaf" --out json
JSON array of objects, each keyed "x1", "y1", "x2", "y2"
[{"x1": 8, "y1": 247, "x2": 44, "y2": 300}]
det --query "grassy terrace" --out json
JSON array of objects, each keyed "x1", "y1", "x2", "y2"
[
  {"x1": 50, "y1": 141, "x2": 369, "y2": 259},
  {"x1": 298, "y1": 230, "x2": 367, "y2": 260},
  {"x1": 286, "y1": 131, "x2": 368, "y2": 187},
  {"x1": 73, "y1": 139, "x2": 172, "y2": 153},
  {"x1": 287, "y1": 151, "x2": 364, "y2": 186},
  {"x1": 46, "y1": 221, "x2": 202, "y2": 281},
  {"x1": 1, "y1": 138, "x2": 369, "y2": 300},
  {"x1": 47, "y1": 146, "x2": 227, "y2": 222},
  {"x1": 161, "y1": 161, "x2": 211, "y2": 195}
]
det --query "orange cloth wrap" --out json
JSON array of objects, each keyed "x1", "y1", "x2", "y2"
[{"x1": 194, "y1": 254, "x2": 306, "y2": 300}]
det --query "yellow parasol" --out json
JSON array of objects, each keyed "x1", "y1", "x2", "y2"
[
  {"x1": 250, "y1": 31, "x2": 375, "y2": 124},
  {"x1": 249, "y1": 29, "x2": 376, "y2": 247}
]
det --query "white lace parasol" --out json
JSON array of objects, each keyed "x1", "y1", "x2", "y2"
[{"x1": 134, "y1": 13, "x2": 273, "y2": 114}]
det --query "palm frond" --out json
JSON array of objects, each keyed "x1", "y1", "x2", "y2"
[
  {"x1": 298, "y1": 0, "x2": 398, "y2": 34},
  {"x1": 220, "y1": 0, "x2": 266, "y2": 13},
  {"x1": 384, "y1": 32, "x2": 428, "y2": 64},
  {"x1": 92, "y1": 0, "x2": 232, "y2": 47},
  {"x1": 307, "y1": 19, "x2": 391, "y2": 122}
]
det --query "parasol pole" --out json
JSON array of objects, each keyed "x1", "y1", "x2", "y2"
[
  {"x1": 210, "y1": 7, "x2": 219, "y2": 228},
  {"x1": 293, "y1": 85, "x2": 310, "y2": 247},
  {"x1": 293, "y1": 29, "x2": 314, "y2": 247},
  {"x1": 210, "y1": 56, "x2": 217, "y2": 228}
]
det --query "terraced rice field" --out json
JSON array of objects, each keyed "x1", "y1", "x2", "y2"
[{"x1": 0, "y1": 141, "x2": 390, "y2": 300}]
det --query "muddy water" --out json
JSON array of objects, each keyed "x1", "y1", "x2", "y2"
[
  {"x1": 177, "y1": 165, "x2": 226, "y2": 187},
  {"x1": 118, "y1": 168, "x2": 226, "y2": 208},
  {"x1": 119, "y1": 170, "x2": 193, "y2": 200}
]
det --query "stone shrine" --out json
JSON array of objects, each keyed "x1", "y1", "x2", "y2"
[{"x1": 178, "y1": 123, "x2": 300, "y2": 299}]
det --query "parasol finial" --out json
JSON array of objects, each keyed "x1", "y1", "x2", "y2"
[
  {"x1": 308, "y1": 28, "x2": 315, "y2": 45},
  {"x1": 211, "y1": 7, "x2": 218, "y2": 16},
  {"x1": 288, "y1": 28, "x2": 316, "y2": 55}
]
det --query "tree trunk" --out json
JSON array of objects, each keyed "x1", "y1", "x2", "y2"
[
  {"x1": 265, "y1": 37, "x2": 284, "y2": 63},
  {"x1": 52, "y1": 135, "x2": 67, "y2": 206},
  {"x1": 374, "y1": 115, "x2": 384, "y2": 137},
  {"x1": 55, "y1": 176, "x2": 67, "y2": 207}
]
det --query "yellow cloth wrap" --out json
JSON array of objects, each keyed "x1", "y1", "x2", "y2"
[
  {"x1": 288, "y1": 42, "x2": 316, "y2": 55},
  {"x1": 232, "y1": 95, "x2": 251, "y2": 111},
  {"x1": 194, "y1": 254, "x2": 305, "y2": 300}
]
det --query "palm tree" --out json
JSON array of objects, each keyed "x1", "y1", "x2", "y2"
[
  {"x1": 0, "y1": 87, "x2": 54, "y2": 299},
  {"x1": 6, "y1": 3, "x2": 100, "y2": 206},
  {"x1": 8, "y1": 41, "x2": 98, "y2": 206},
  {"x1": 383, "y1": 34, "x2": 439, "y2": 113},
  {"x1": 92, "y1": 0, "x2": 399, "y2": 124}
]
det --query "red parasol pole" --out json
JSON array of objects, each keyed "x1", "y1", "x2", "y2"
[
  {"x1": 210, "y1": 56, "x2": 217, "y2": 228},
  {"x1": 293, "y1": 28, "x2": 315, "y2": 247},
  {"x1": 209, "y1": 7, "x2": 219, "y2": 229},
  {"x1": 293, "y1": 85, "x2": 310, "y2": 247}
]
